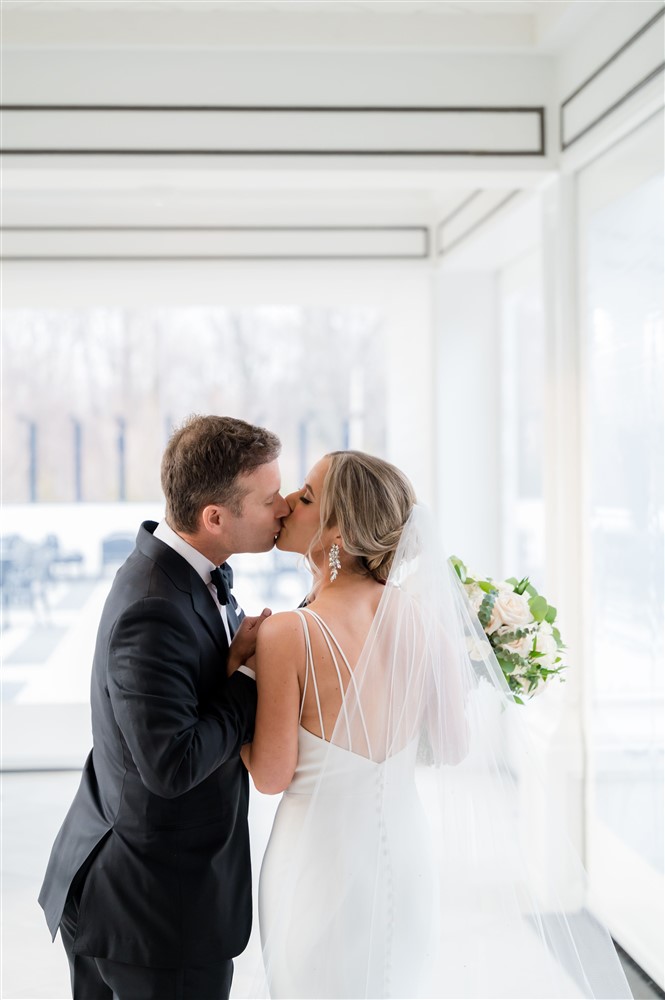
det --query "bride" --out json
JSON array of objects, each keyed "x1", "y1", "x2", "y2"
[{"x1": 237, "y1": 450, "x2": 632, "y2": 1000}]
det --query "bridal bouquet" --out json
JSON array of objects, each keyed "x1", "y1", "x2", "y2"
[{"x1": 450, "y1": 557, "x2": 567, "y2": 703}]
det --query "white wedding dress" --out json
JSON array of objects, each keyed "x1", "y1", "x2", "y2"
[
  {"x1": 258, "y1": 609, "x2": 435, "y2": 1000},
  {"x1": 248, "y1": 508, "x2": 632, "y2": 1000}
]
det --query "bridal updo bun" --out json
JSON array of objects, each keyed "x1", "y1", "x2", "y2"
[{"x1": 320, "y1": 451, "x2": 416, "y2": 583}]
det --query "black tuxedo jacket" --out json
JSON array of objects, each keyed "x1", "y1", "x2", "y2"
[{"x1": 38, "y1": 522, "x2": 258, "y2": 968}]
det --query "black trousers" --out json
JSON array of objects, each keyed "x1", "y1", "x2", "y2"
[{"x1": 59, "y1": 866, "x2": 233, "y2": 1000}]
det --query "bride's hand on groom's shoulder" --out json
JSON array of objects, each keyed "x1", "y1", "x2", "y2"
[{"x1": 227, "y1": 609, "x2": 272, "y2": 675}]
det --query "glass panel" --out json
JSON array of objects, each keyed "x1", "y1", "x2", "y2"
[
  {"x1": 581, "y1": 122, "x2": 664, "y2": 875},
  {"x1": 1, "y1": 306, "x2": 386, "y2": 723}
]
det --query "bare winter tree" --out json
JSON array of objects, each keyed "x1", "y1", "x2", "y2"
[{"x1": 3, "y1": 306, "x2": 386, "y2": 505}]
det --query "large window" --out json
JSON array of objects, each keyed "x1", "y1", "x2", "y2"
[
  {"x1": 579, "y1": 113, "x2": 664, "y2": 981},
  {"x1": 1, "y1": 303, "x2": 386, "y2": 764}
]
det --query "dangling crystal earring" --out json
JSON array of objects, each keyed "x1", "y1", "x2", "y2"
[{"x1": 328, "y1": 542, "x2": 341, "y2": 583}]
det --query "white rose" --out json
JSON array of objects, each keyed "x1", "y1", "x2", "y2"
[
  {"x1": 533, "y1": 628, "x2": 558, "y2": 669},
  {"x1": 464, "y1": 583, "x2": 485, "y2": 615},
  {"x1": 486, "y1": 585, "x2": 533, "y2": 634},
  {"x1": 465, "y1": 634, "x2": 488, "y2": 662},
  {"x1": 495, "y1": 625, "x2": 532, "y2": 659}
]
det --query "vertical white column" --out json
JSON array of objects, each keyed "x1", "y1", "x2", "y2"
[
  {"x1": 433, "y1": 268, "x2": 502, "y2": 574},
  {"x1": 520, "y1": 174, "x2": 587, "y2": 909},
  {"x1": 383, "y1": 267, "x2": 437, "y2": 507}
]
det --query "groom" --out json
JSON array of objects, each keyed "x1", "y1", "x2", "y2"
[{"x1": 39, "y1": 415, "x2": 290, "y2": 1000}]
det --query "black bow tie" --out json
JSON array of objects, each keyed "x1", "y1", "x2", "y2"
[{"x1": 210, "y1": 563, "x2": 234, "y2": 606}]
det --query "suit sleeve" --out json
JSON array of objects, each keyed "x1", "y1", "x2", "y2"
[{"x1": 107, "y1": 597, "x2": 257, "y2": 799}]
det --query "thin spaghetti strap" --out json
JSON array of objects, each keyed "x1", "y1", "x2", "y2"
[
  {"x1": 304, "y1": 614, "x2": 353, "y2": 749},
  {"x1": 294, "y1": 610, "x2": 325, "y2": 740},
  {"x1": 301, "y1": 609, "x2": 373, "y2": 758},
  {"x1": 301, "y1": 610, "x2": 353, "y2": 673}
]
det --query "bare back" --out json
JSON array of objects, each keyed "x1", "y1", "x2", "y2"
[{"x1": 296, "y1": 580, "x2": 385, "y2": 741}]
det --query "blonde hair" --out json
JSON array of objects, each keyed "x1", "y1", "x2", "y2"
[{"x1": 317, "y1": 451, "x2": 416, "y2": 583}]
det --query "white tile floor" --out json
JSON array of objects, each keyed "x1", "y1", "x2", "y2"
[
  {"x1": 0, "y1": 770, "x2": 282, "y2": 1000},
  {"x1": 2, "y1": 772, "x2": 80, "y2": 1000},
  {"x1": 1, "y1": 771, "x2": 661, "y2": 1000}
]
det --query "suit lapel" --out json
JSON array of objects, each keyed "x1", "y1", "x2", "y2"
[
  {"x1": 190, "y1": 576, "x2": 230, "y2": 657},
  {"x1": 137, "y1": 522, "x2": 230, "y2": 657}
]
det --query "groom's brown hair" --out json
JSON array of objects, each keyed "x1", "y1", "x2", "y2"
[{"x1": 161, "y1": 414, "x2": 281, "y2": 532}]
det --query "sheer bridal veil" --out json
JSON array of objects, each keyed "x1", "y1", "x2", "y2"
[{"x1": 234, "y1": 505, "x2": 632, "y2": 1000}]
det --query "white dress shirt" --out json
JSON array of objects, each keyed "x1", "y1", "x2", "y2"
[{"x1": 153, "y1": 520, "x2": 255, "y2": 680}]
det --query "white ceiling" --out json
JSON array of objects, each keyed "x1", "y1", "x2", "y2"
[
  {"x1": 0, "y1": 2, "x2": 554, "y2": 15},
  {"x1": 1, "y1": 162, "x2": 533, "y2": 226},
  {"x1": 0, "y1": 0, "x2": 602, "y2": 52},
  {"x1": 0, "y1": 0, "x2": 588, "y2": 236}
]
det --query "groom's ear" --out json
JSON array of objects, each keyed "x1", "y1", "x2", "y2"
[{"x1": 200, "y1": 504, "x2": 224, "y2": 534}]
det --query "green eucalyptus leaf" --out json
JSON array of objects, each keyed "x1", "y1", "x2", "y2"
[
  {"x1": 497, "y1": 656, "x2": 516, "y2": 675},
  {"x1": 545, "y1": 605, "x2": 557, "y2": 624},
  {"x1": 450, "y1": 556, "x2": 466, "y2": 582},
  {"x1": 478, "y1": 591, "x2": 497, "y2": 629},
  {"x1": 494, "y1": 627, "x2": 530, "y2": 644},
  {"x1": 529, "y1": 595, "x2": 548, "y2": 621}
]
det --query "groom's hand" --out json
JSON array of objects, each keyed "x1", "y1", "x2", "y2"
[{"x1": 227, "y1": 609, "x2": 272, "y2": 676}]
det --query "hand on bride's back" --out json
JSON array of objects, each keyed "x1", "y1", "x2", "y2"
[{"x1": 227, "y1": 609, "x2": 272, "y2": 675}]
